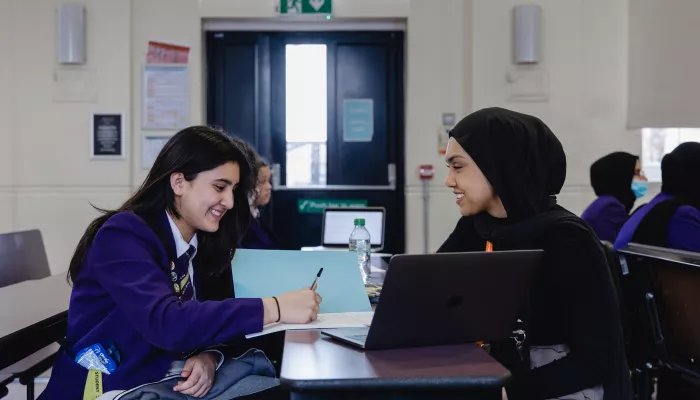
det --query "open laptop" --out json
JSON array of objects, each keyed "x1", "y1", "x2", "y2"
[
  {"x1": 0, "y1": 229, "x2": 52, "y2": 288},
  {"x1": 322, "y1": 250, "x2": 543, "y2": 350},
  {"x1": 319, "y1": 207, "x2": 386, "y2": 252}
]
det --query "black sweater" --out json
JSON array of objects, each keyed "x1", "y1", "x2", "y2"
[{"x1": 438, "y1": 215, "x2": 632, "y2": 400}]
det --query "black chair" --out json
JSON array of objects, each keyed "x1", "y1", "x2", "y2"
[
  {"x1": 620, "y1": 244, "x2": 700, "y2": 400},
  {"x1": 603, "y1": 242, "x2": 654, "y2": 400},
  {"x1": 0, "y1": 375, "x2": 12, "y2": 399},
  {"x1": 601, "y1": 242, "x2": 627, "y2": 327},
  {"x1": 0, "y1": 230, "x2": 63, "y2": 400}
]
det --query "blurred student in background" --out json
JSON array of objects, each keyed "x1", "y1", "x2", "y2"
[
  {"x1": 615, "y1": 142, "x2": 700, "y2": 252},
  {"x1": 241, "y1": 156, "x2": 280, "y2": 250},
  {"x1": 581, "y1": 152, "x2": 646, "y2": 243}
]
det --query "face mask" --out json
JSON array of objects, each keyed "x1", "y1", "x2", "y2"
[{"x1": 631, "y1": 179, "x2": 648, "y2": 199}]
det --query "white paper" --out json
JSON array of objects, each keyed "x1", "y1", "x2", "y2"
[
  {"x1": 142, "y1": 65, "x2": 189, "y2": 130},
  {"x1": 343, "y1": 99, "x2": 374, "y2": 142},
  {"x1": 141, "y1": 135, "x2": 171, "y2": 170},
  {"x1": 245, "y1": 312, "x2": 374, "y2": 339}
]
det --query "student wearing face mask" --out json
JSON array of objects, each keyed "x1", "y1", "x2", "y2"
[
  {"x1": 40, "y1": 127, "x2": 319, "y2": 400},
  {"x1": 241, "y1": 156, "x2": 280, "y2": 250},
  {"x1": 614, "y1": 142, "x2": 700, "y2": 252},
  {"x1": 581, "y1": 152, "x2": 647, "y2": 243},
  {"x1": 438, "y1": 108, "x2": 631, "y2": 400}
]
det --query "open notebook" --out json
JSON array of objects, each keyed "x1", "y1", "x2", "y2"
[{"x1": 245, "y1": 312, "x2": 374, "y2": 339}]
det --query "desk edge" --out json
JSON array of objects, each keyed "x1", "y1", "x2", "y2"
[{"x1": 279, "y1": 371, "x2": 512, "y2": 392}]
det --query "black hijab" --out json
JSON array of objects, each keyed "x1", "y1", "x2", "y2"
[
  {"x1": 590, "y1": 152, "x2": 638, "y2": 213},
  {"x1": 631, "y1": 142, "x2": 700, "y2": 247},
  {"x1": 661, "y1": 142, "x2": 700, "y2": 210},
  {"x1": 447, "y1": 108, "x2": 632, "y2": 400},
  {"x1": 448, "y1": 108, "x2": 575, "y2": 247}
]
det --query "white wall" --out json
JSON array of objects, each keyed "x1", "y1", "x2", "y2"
[
  {"x1": 0, "y1": 0, "x2": 16, "y2": 235},
  {"x1": 404, "y1": 0, "x2": 473, "y2": 252},
  {"x1": 0, "y1": 0, "x2": 645, "y2": 274},
  {"x1": 0, "y1": 0, "x2": 131, "y2": 275},
  {"x1": 471, "y1": 0, "x2": 644, "y2": 220},
  {"x1": 628, "y1": 0, "x2": 700, "y2": 128}
]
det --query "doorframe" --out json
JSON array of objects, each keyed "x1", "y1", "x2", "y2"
[
  {"x1": 202, "y1": 18, "x2": 408, "y2": 172},
  {"x1": 203, "y1": 19, "x2": 406, "y2": 32}
]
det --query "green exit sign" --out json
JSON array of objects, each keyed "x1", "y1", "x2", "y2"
[
  {"x1": 279, "y1": 0, "x2": 332, "y2": 15},
  {"x1": 298, "y1": 199, "x2": 367, "y2": 214}
]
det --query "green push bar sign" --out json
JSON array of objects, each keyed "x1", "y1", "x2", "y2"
[
  {"x1": 279, "y1": 0, "x2": 332, "y2": 15},
  {"x1": 297, "y1": 199, "x2": 367, "y2": 214}
]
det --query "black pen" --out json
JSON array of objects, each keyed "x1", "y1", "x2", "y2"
[{"x1": 310, "y1": 268, "x2": 323, "y2": 291}]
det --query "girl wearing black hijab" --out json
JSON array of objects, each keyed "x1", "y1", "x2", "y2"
[
  {"x1": 439, "y1": 108, "x2": 631, "y2": 400},
  {"x1": 581, "y1": 152, "x2": 647, "y2": 243}
]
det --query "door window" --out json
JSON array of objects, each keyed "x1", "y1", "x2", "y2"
[{"x1": 285, "y1": 44, "x2": 327, "y2": 187}]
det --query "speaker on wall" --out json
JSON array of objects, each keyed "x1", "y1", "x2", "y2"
[
  {"x1": 513, "y1": 4, "x2": 541, "y2": 64},
  {"x1": 57, "y1": 3, "x2": 86, "y2": 65}
]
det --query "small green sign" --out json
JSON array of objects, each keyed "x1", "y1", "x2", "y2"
[
  {"x1": 279, "y1": 0, "x2": 332, "y2": 15},
  {"x1": 298, "y1": 199, "x2": 367, "y2": 214}
]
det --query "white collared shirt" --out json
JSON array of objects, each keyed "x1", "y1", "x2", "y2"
[{"x1": 165, "y1": 212, "x2": 198, "y2": 300}]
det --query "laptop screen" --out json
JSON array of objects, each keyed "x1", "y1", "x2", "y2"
[{"x1": 323, "y1": 209, "x2": 384, "y2": 247}]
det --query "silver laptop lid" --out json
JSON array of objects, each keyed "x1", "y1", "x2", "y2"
[
  {"x1": 321, "y1": 207, "x2": 385, "y2": 250},
  {"x1": 0, "y1": 229, "x2": 51, "y2": 288}
]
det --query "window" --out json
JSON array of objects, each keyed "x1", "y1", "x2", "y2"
[
  {"x1": 285, "y1": 44, "x2": 327, "y2": 187},
  {"x1": 641, "y1": 128, "x2": 700, "y2": 181}
]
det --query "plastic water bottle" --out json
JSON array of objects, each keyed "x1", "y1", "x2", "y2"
[{"x1": 349, "y1": 218, "x2": 371, "y2": 283}]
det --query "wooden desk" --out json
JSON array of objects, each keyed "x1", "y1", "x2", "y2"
[{"x1": 280, "y1": 331, "x2": 510, "y2": 400}]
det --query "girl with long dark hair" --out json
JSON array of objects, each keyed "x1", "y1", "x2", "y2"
[{"x1": 40, "y1": 126, "x2": 319, "y2": 400}]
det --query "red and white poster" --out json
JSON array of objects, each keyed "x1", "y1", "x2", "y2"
[{"x1": 146, "y1": 41, "x2": 190, "y2": 64}]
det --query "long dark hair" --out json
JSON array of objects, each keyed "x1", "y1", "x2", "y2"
[
  {"x1": 250, "y1": 154, "x2": 270, "y2": 206},
  {"x1": 68, "y1": 126, "x2": 257, "y2": 284}
]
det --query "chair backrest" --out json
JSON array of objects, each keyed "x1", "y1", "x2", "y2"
[
  {"x1": 648, "y1": 257, "x2": 700, "y2": 375},
  {"x1": 618, "y1": 245, "x2": 664, "y2": 369},
  {"x1": 620, "y1": 244, "x2": 700, "y2": 378},
  {"x1": 602, "y1": 241, "x2": 625, "y2": 306},
  {"x1": 0, "y1": 229, "x2": 51, "y2": 288}
]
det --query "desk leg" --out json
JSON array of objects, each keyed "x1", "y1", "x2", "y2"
[
  {"x1": 26, "y1": 379, "x2": 34, "y2": 400},
  {"x1": 290, "y1": 388, "x2": 503, "y2": 400}
]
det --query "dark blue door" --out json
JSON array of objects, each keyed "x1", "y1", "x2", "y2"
[{"x1": 207, "y1": 31, "x2": 405, "y2": 254}]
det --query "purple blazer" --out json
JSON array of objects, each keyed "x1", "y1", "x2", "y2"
[
  {"x1": 240, "y1": 215, "x2": 280, "y2": 250},
  {"x1": 614, "y1": 192, "x2": 700, "y2": 252},
  {"x1": 39, "y1": 212, "x2": 263, "y2": 400},
  {"x1": 581, "y1": 195, "x2": 629, "y2": 243}
]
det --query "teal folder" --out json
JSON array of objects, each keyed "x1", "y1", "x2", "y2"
[{"x1": 232, "y1": 249, "x2": 372, "y2": 313}]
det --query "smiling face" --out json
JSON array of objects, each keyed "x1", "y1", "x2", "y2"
[
  {"x1": 170, "y1": 161, "x2": 240, "y2": 241},
  {"x1": 444, "y1": 138, "x2": 506, "y2": 218}
]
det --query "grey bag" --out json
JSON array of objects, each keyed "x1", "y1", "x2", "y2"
[{"x1": 115, "y1": 349, "x2": 279, "y2": 400}]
